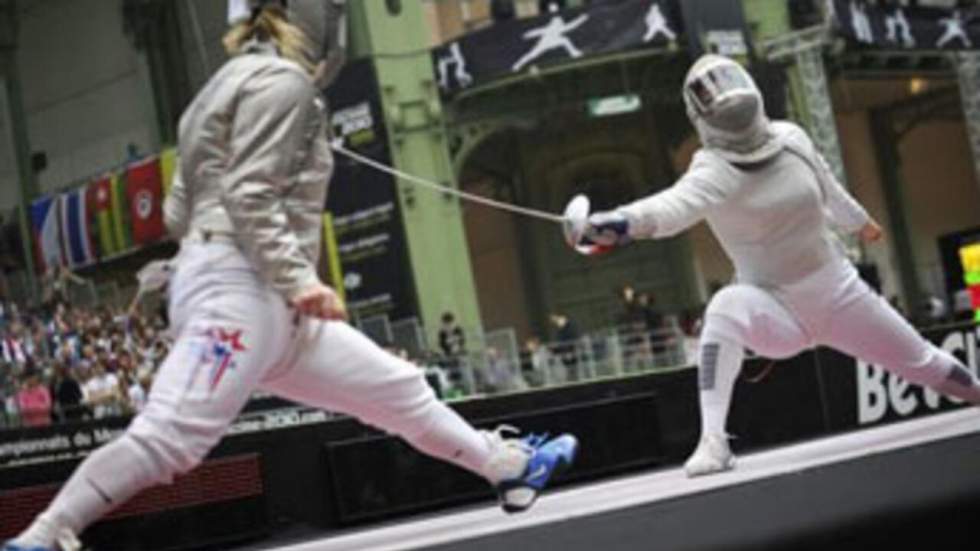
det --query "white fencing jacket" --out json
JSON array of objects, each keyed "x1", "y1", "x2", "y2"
[{"x1": 620, "y1": 122, "x2": 869, "y2": 288}]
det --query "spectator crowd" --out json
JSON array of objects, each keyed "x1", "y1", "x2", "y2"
[
  {"x1": 0, "y1": 279, "x2": 696, "y2": 429},
  {"x1": 0, "y1": 297, "x2": 169, "y2": 429}
]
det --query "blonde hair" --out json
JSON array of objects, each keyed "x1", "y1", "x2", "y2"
[{"x1": 223, "y1": 6, "x2": 314, "y2": 73}]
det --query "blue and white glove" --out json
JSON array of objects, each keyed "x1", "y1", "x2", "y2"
[
  {"x1": 581, "y1": 211, "x2": 631, "y2": 250},
  {"x1": 563, "y1": 194, "x2": 631, "y2": 255}
]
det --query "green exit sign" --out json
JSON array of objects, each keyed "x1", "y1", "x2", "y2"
[{"x1": 588, "y1": 94, "x2": 642, "y2": 117}]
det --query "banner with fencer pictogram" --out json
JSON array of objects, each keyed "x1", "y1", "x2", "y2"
[{"x1": 431, "y1": 0, "x2": 682, "y2": 97}]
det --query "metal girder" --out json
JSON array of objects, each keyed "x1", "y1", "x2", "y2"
[
  {"x1": 760, "y1": 25, "x2": 848, "y2": 185},
  {"x1": 953, "y1": 51, "x2": 980, "y2": 198},
  {"x1": 882, "y1": 86, "x2": 962, "y2": 137},
  {"x1": 836, "y1": 50, "x2": 953, "y2": 79},
  {"x1": 0, "y1": 0, "x2": 38, "y2": 298},
  {"x1": 0, "y1": 0, "x2": 15, "y2": 51},
  {"x1": 449, "y1": 117, "x2": 534, "y2": 176},
  {"x1": 444, "y1": 51, "x2": 688, "y2": 169},
  {"x1": 797, "y1": 46, "x2": 849, "y2": 184},
  {"x1": 757, "y1": 24, "x2": 831, "y2": 61}
]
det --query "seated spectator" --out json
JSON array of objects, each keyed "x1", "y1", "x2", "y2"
[
  {"x1": 51, "y1": 363, "x2": 86, "y2": 422},
  {"x1": 438, "y1": 312, "x2": 466, "y2": 360},
  {"x1": 31, "y1": 323, "x2": 51, "y2": 360},
  {"x1": 17, "y1": 368, "x2": 52, "y2": 427},
  {"x1": 550, "y1": 313, "x2": 581, "y2": 380},
  {"x1": 0, "y1": 367, "x2": 16, "y2": 428},
  {"x1": 1, "y1": 323, "x2": 29, "y2": 366},
  {"x1": 127, "y1": 369, "x2": 153, "y2": 414},
  {"x1": 83, "y1": 363, "x2": 122, "y2": 419},
  {"x1": 3, "y1": 383, "x2": 19, "y2": 427},
  {"x1": 640, "y1": 292, "x2": 668, "y2": 365},
  {"x1": 481, "y1": 346, "x2": 527, "y2": 394},
  {"x1": 116, "y1": 349, "x2": 137, "y2": 376}
]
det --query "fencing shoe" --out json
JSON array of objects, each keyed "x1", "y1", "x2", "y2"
[
  {"x1": 684, "y1": 433, "x2": 735, "y2": 477},
  {"x1": 3, "y1": 527, "x2": 81, "y2": 551},
  {"x1": 481, "y1": 426, "x2": 578, "y2": 513}
]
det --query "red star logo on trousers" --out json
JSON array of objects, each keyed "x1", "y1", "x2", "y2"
[{"x1": 207, "y1": 329, "x2": 248, "y2": 392}]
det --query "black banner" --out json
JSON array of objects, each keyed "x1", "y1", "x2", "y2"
[
  {"x1": 680, "y1": 0, "x2": 752, "y2": 58},
  {"x1": 833, "y1": 0, "x2": 980, "y2": 50},
  {"x1": 324, "y1": 60, "x2": 419, "y2": 322},
  {"x1": 432, "y1": 0, "x2": 683, "y2": 97},
  {"x1": 819, "y1": 322, "x2": 980, "y2": 429},
  {"x1": 0, "y1": 408, "x2": 336, "y2": 469}
]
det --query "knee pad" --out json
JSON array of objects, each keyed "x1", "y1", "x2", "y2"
[
  {"x1": 704, "y1": 285, "x2": 757, "y2": 329},
  {"x1": 704, "y1": 285, "x2": 806, "y2": 359},
  {"x1": 704, "y1": 285, "x2": 774, "y2": 343}
]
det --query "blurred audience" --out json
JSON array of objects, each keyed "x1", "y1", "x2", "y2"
[
  {"x1": 16, "y1": 367, "x2": 52, "y2": 427},
  {"x1": 0, "y1": 294, "x2": 168, "y2": 429}
]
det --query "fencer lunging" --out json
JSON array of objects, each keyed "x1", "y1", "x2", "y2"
[
  {"x1": 569, "y1": 54, "x2": 980, "y2": 478},
  {"x1": 5, "y1": 3, "x2": 576, "y2": 550}
]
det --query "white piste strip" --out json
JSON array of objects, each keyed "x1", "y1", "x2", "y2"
[{"x1": 265, "y1": 409, "x2": 980, "y2": 551}]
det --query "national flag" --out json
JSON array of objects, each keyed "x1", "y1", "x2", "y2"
[
  {"x1": 29, "y1": 196, "x2": 63, "y2": 274},
  {"x1": 160, "y1": 147, "x2": 177, "y2": 197},
  {"x1": 970, "y1": 284, "x2": 980, "y2": 309},
  {"x1": 59, "y1": 189, "x2": 96, "y2": 268},
  {"x1": 86, "y1": 176, "x2": 118, "y2": 257},
  {"x1": 125, "y1": 157, "x2": 165, "y2": 245},
  {"x1": 110, "y1": 172, "x2": 132, "y2": 252}
]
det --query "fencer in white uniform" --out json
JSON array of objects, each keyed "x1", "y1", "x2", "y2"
[
  {"x1": 570, "y1": 54, "x2": 980, "y2": 477},
  {"x1": 5, "y1": 3, "x2": 576, "y2": 550}
]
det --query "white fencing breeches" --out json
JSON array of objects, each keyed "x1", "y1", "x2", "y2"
[
  {"x1": 126, "y1": 242, "x2": 449, "y2": 476},
  {"x1": 33, "y1": 243, "x2": 492, "y2": 537},
  {"x1": 696, "y1": 258, "x2": 980, "y2": 437}
]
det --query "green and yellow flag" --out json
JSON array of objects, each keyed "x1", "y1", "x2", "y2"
[
  {"x1": 86, "y1": 175, "x2": 118, "y2": 257},
  {"x1": 110, "y1": 172, "x2": 132, "y2": 252},
  {"x1": 160, "y1": 147, "x2": 177, "y2": 197}
]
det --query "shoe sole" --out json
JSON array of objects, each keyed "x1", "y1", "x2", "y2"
[
  {"x1": 684, "y1": 456, "x2": 736, "y2": 478},
  {"x1": 501, "y1": 438, "x2": 579, "y2": 515}
]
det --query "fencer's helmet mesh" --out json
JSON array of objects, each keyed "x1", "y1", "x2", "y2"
[
  {"x1": 682, "y1": 54, "x2": 782, "y2": 164},
  {"x1": 684, "y1": 57, "x2": 759, "y2": 131}
]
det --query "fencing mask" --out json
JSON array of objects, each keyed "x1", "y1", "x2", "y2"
[{"x1": 682, "y1": 54, "x2": 782, "y2": 164}]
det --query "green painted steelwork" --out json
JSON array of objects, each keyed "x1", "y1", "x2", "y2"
[
  {"x1": 355, "y1": 1, "x2": 484, "y2": 343},
  {"x1": 0, "y1": 0, "x2": 38, "y2": 300}
]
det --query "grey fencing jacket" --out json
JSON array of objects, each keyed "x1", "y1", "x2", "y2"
[{"x1": 164, "y1": 41, "x2": 333, "y2": 301}]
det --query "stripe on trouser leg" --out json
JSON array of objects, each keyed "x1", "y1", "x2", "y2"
[
  {"x1": 699, "y1": 343, "x2": 721, "y2": 391},
  {"x1": 946, "y1": 364, "x2": 976, "y2": 389}
]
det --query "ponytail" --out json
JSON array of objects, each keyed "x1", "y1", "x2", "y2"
[{"x1": 223, "y1": 6, "x2": 314, "y2": 73}]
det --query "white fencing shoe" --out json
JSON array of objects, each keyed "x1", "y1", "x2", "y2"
[{"x1": 684, "y1": 434, "x2": 735, "y2": 478}]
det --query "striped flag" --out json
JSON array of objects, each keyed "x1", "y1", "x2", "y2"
[
  {"x1": 29, "y1": 196, "x2": 64, "y2": 274},
  {"x1": 86, "y1": 176, "x2": 117, "y2": 257},
  {"x1": 60, "y1": 189, "x2": 96, "y2": 268},
  {"x1": 110, "y1": 172, "x2": 132, "y2": 252}
]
